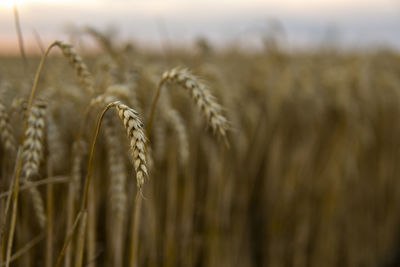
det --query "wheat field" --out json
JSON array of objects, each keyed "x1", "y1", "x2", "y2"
[{"x1": 1, "y1": 25, "x2": 400, "y2": 267}]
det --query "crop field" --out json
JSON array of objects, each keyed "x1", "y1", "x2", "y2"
[{"x1": 1, "y1": 24, "x2": 400, "y2": 267}]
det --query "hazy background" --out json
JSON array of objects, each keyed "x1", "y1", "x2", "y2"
[{"x1": 0, "y1": 0, "x2": 399, "y2": 55}]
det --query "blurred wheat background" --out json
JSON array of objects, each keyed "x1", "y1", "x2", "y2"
[{"x1": 1, "y1": 1, "x2": 400, "y2": 267}]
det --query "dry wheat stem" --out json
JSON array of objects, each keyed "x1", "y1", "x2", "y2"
[
  {"x1": 0, "y1": 176, "x2": 69, "y2": 200},
  {"x1": 74, "y1": 211, "x2": 88, "y2": 267},
  {"x1": 0, "y1": 231, "x2": 45, "y2": 267},
  {"x1": 55, "y1": 211, "x2": 83, "y2": 267},
  {"x1": 13, "y1": 5, "x2": 27, "y2": 73},
  {"x1": 0, "y1": 148, "x2": 20, "y2": 246}
]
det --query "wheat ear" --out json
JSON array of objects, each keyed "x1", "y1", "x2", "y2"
[
  {"x1": 21, "y1": 101, "x2": 47, "y2": 228},
  {"x1": 54, "y1": 41, "x2": 94, "y2": 95},
  {"x1": 74, "y1": 101, "x2": 147, "y2": 267},
  {"x1": 149, "y1": 67, "x2": 229, "y2": 144},
  {"x1": 113, "y1": 102, "x2": 148, "y2": 190},
  {"x1": 90, "y1": 98, "x2": 147, "y2": 190},
  {"x1": 22, "y1": 101, "x2": 46, "y2": 179},
  {"x1": 0, "y1": 102, "x2": 16, "y2": 153}
]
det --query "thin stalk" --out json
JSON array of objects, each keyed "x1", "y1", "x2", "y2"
[
  {"x1": 80, "y1": 103, "x2": 115, "y2": 212},
  {"x1": 13, "y1": 5, "x2": 27, "y2": 72},
  {"x1": 147, "y1": 80, "x2": 164, "y2": 138},
  {"x1": 0, "y1": 148, "x2": 20, "y2": 247},
  {"x1": 74, "y1": 103, "x2": 115, "y2": 267},
  {"x1": 65, "y1": 106, "x2": 92, "y2": 267},
  {"x1": 74, "y1": 212, "x2": 87, "y2": 267},
  {"x1": 55, "y1": 212, "x2": 83, "y2": 267},
  {"x1": 129, "y1": 193, "x2": 142, "y2": 267},
  {"x1": 0, "y1": 232, "x2": 45, "y2": 267},
  {"x1": 86, "y1": 181, "x2": 96, "y2": 267},
  {"x1": 64, "y1": 180, "x2": 75, "y2": 267},
  {"x1": 33, "y1": 29, "x2": 45, "y2": 55},
  {"x1": 46, "y1": 163, "x2": 54, "y2": 267},
  {"x1": 0, "y1": 176, "x2": 68, "y2": 200}
]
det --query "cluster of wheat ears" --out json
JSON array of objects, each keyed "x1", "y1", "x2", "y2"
[
  {"x1": 0, "y1": 35, "x2": 230, "y2": 267},
  {"x1": 1, "y1": 26, "x2": 400, "y2": 267}
]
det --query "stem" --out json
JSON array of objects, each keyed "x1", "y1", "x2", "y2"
[
  {"x1": 13, "y1": 5, "x2": 27, "y2": 73},
  {"x1": 80, "y1": 103, "x2": 115, "y2": 211},
  {"x1": 74, "y1": 212, "x2": 88, "y2": 267},
  {"x1": 33, "y1": 29, "x2": 45, "y2": 55},
  {"x1": 147, "y1": 79, "x2": 165, "y2": 138},
  {"x1": 129, "y1": 193, "x2": 142, "y2": 267},
  {"x1": 0, "y1": 148, "x2": 20, "y2": 246},
  {"x1": 1, "y1": 232, "x2": 45, "y2": 267},
  {"x1": 74, "y1": 103, "x2": 115, "y2": 267},
  {"x1": 0, "y1": 176, "x2": 68, "y2": 200},
  {"x1": 46, "y1": 163, "x2": 54, "y2": 267},
  {"x1": 64, "y1": 180, "x2": 74, "y2": 267},
  {"x1": 86, "y1": 181, "x2": 96, "y2": 267},
  {"x1": 55, "y1": 212, "x2": 83, "y2": 267}
]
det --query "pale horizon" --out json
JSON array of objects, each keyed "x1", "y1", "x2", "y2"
[{"x1": 0, "y1": 0, "x2": 399, "y2": 55}]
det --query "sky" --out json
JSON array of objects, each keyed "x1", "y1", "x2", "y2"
[{"x1": 0, "y1": 0, "x2": 399, "y2": 54}]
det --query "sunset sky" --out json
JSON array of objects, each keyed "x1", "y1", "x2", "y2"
[{"x1": 0, "y1": 0, "x2": 399, "y2": 54}]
